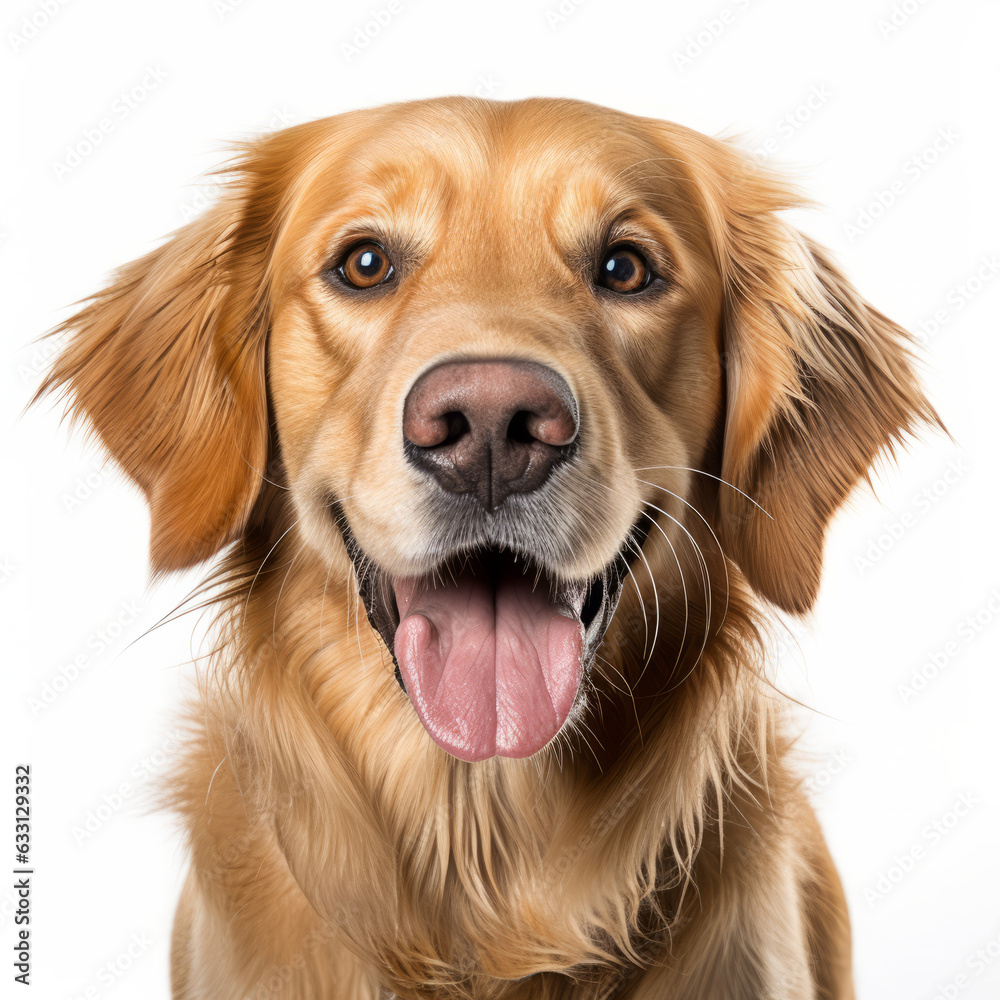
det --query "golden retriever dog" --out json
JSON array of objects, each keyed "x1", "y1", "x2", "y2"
[{"x1": 39, "y1": 97, "x2": 938, "y2": 999}]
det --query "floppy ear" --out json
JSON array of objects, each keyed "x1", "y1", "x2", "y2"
[
  {"x1": 36, "y1": 171, "x2": 275, "y2": 574},
  {"x1": 679, "y1": 138, "x2": 941, "y2": 613}
]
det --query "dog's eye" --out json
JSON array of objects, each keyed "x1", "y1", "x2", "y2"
[
  {"x1": 338, "y1": 242, "x2": 394, "y2": 289},
  {"x1": 597, "y1": 245, "x2": 652, "y2": 294}
]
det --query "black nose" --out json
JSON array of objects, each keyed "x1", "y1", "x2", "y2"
[{"x1": 402, "y1": 359, "x2": 579, "y2": 511}]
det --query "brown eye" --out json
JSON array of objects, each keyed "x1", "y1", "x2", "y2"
[
  {"x1": 338, "y1": 242, "x2": 394, "y2": 289},
  {"x1": 597, "y1": 245, "x2": 652, "y2": 294}
]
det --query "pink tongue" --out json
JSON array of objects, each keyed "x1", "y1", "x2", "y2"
[{"x1": 393, "y1": 562, "x2": 583, "y2": 761}]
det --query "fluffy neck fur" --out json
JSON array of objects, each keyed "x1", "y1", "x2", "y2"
[{"x1": 176, "y1": 477, "x2": 784, "y2": 999}]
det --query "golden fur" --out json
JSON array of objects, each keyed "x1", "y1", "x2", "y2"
[{"x1": 39, "y1": 97, "x2": 939, "y2": 999}]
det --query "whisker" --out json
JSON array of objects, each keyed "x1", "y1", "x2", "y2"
[
  {"x1": 318, "y1": 559, "x2": 334, "y2": 648},
  {"x1": 572, "y1": 478, "x2": 660, "y2": 671},
  {"x1": 352, "y1": 552, "x2": 374, "y2": 673},
  {"x1": 240, "y1": 454, "x2": 289, "y2": 490},
  {"x1": 633, "y1": 465, "x2": 773, "y2": 519},
  {"x1": 596, "y1": 652, "x2": 642, "y2": 746},
  {"x1": 633, "y1": 495, "x2": 713, "y2": 673},
  {"x1": 272, "y1": 541, "x2": 304, "y2": 640},
  {"x1": 634, "y1": 477, "x2": 731, "y2": 635},
  {"x1": 636, "y1": 508, "x2": 690, "y2": 686},
  {"x1": 241, "y1": 518, "x2": 301, "y2": 633},
  {"x1": 628, "y1": 534, "x2": 661, "y2": 672},
  {"x1": 203, "y1": 754, "x2": 228, "y2": 807},
  {"x1": 617, "y1": 539, "x2": 650, "y2": 657},
  {"x1": 586, "y1": 471, "x2": 717, "y2": 675},
  {"x1": 323, "y1": 492, "x2": 357, "y2": 509},
  {"x1": 580, "y1": 476, "x2": 694, "y2": 686},
  {"x1": 626, "y1": 552, "x2": 651, "y2": 657},
  {"x1": 326, "y1": 494, "x2": 375, "y2": 672}
]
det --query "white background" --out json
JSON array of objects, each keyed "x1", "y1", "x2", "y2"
[{"x1": 4, "y1": 0, "x2": 999, "y2": 997}]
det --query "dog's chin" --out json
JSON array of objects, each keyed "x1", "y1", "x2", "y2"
[{"x1": 330, "y1": 503, "x2": 650, "y2": 762}]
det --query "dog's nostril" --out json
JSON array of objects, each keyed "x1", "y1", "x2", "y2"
[
  {"x1": 506, "y1": 410, "x2": 535, "y2": 445},
  {"x1": 443, "y1": 412, "x2": 469, "y2": 446}
]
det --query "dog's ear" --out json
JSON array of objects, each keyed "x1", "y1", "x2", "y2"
[
  {"x1": 662, "y1": 130, "x2": 941, "y2": 612},
  {"x1": 36, "y1": 160, "x2": 279, "y2": 574},
  {"x1": 720, "y1": 232, "x2": 941, "y2": 612}
]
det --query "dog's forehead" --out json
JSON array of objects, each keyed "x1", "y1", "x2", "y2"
[
  {"x1": 341, "y1": 97, "x2": 661, "y2": 170},
  {"x1": 304, "y1": 98, "x2": 675, "y2": 228}
]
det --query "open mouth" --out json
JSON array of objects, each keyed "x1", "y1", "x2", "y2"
[{"x1": 332, "y1": 503, "x2": 650, "y2": 762}]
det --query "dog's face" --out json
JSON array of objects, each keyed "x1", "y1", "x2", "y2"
[
  {"x1": 268, "y1": 101, "x2": 725, "y2": 760},
  {"x1": 42, "y1": 97, "x2": 935, "y2": 763}
]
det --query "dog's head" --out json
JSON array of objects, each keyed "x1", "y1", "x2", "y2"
[{"x1": 40, "y1": 97, "x2": 937, "y2": 762}]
